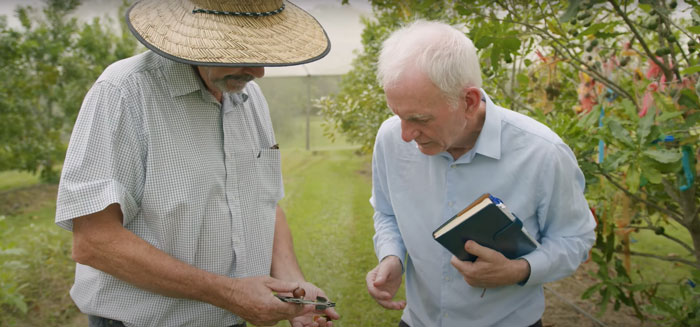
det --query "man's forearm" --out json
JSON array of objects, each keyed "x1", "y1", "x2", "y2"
[
  {"x1": 72, "y1": 203, "x2": 232, "y2": 307},
  {"x1": 270, "y1": 205, "x2": 305, "y2": 282}
]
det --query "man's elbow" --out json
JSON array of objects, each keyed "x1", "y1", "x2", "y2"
[
  {"x1": 71, "y1": 231, "x2": 98, "y2": 265},
  {"x1": 70, "y1": 203, "x2": 123, "y2": 266}
]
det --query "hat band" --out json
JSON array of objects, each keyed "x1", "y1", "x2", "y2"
[{"x1": 192, "y1": 4, "x2": 285, "y2": 17}]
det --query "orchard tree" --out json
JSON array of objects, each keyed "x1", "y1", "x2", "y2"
[
  {"x1": 0, "y1": 0, "x2": 137, "y2": 182},
  {"x1": 320, "y1": 0, "x2": 699, "y2": 324}
]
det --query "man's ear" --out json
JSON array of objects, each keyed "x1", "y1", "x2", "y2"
[{"x1": 463, "y1": 87, "x2": 482, "y2": 115}]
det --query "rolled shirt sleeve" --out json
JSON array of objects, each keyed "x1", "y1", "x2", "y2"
[{"x1": 56, "y1": 80, "x2": 145, "y2": 231}]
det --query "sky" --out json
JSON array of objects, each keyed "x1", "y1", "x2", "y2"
[{"x1": 0, "y1": 0, "x2": 373, "y2": 76}]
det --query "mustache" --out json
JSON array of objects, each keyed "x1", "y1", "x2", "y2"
[{"x1": 222, "y1": 74, "x2": 254, "y2": 82}]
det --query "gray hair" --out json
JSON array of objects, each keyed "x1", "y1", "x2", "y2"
[{"x1": 377, "y1": 20, "x2": 482, "y2": 107}]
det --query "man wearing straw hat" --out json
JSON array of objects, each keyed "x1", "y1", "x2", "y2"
[{"x1": 55, "y1": 1, "x2": 339, "y2": 326}]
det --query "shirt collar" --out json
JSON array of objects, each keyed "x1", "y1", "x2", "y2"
[
  {"x1": 158, "y1": 55, "x2": 250, "y2": 103},
  {"x1": 159, "y1": 56, "x2": 202, "y2": 98},
  {"x1": 448, "y1": 89, "x2": 502, "y2": 163},
  {"x1": 471, "y1": 89, "x2": 502, "y2": 160}
]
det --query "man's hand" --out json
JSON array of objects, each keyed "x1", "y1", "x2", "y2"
[
  {"x1": 450, "y1": 240, "x2": 531, "y2": 288},
  {"x1": 366, "y1": 255, "x2": 406, "y2": 310},
  {"x1": 220, "y1": 276, "x2": 313, "y2": 326},
  {"x1": 287, "y1": 281, "x2": 340, "y2": 327}
]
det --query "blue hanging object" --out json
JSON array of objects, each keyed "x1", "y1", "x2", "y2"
[
  {"x1": 679, "y1": 145, "x2": 694, "y2": 191},
  {"x1": 598, "y1": 106, "x2": 605, "y2": 163},
  {"x1": 598, "y1": 89, "x2": 616, "y2": 164},
  {"x1": 652, "y1": 136, "x2": 695, "y2": 191}
]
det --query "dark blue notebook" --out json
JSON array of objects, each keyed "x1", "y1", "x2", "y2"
[{"x1": 432, "y1": 193, "x2": 540, "y2": 262}]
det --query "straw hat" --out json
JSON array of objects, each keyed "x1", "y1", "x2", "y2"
[{"x1": 126, "y1": 0, "x2": 331, "y2": 66}]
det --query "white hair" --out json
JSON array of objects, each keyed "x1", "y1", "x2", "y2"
[{"x1": 377, "y1": 20, "x2": 482, "y2": 107}]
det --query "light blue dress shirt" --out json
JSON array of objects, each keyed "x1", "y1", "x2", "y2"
[{"x1": 371, "y1": 91, "x2": 596, "y2": 327}]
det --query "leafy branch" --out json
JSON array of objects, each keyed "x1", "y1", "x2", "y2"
[
  {"x1": 596, "y1": 164, "x2": 685, "y2": 223},
  {"x1": 608, "y1": 0, "x2": 674, "y2": 81}
]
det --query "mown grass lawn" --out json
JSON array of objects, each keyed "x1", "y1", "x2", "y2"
[{"x1": 277, "y1": 149, "x2": 404, "y2": 326}]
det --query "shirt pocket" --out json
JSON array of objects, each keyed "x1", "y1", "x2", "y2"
[{"x1": 255, "y1": 148, "x2": 283, "y2": 205}]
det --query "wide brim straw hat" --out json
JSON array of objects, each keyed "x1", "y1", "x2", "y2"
[{"x1": 126, "y1": 0, "x2": 331, "y2": 66}]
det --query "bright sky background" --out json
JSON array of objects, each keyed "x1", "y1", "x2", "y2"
[{"x1": 0, "y1": 0, "x2": 373, "y2": 76}]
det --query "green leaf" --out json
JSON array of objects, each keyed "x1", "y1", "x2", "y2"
[
  {"x1": 641, "y1": 165, "x2": 662, "y2": 184},
  {"x1": 516, "y1": 73, "x2": 529, "y2": 86},
  {"x1": 688, "y1": 26, "x2": 700, "y2": 34},
  {"x1": 560, "y1": 0, "x2": 581, "y2": 22},
  {"x1": 474, "y1": 36, "x2": 493, "y2": 49},
  {"x1": 637, "y1": 112, "x2": 654, "y2": 144},
  {"x1": 582, "y1": 283, "x2": 603, "y2": 299},
  {"x1": 548, "y1": 19, "x2": 566, "y2": 36},
  {"x1": 644, "y1": 148, "x2": 683, "y2": 163},
  {"x1": 657, "y1": 111, "x2": 683, "y2": 122},
  {"x1": 579, "y1": 106, "x2": 599, "y2": 128},
  {"x1": 678, "y1": 89, "x2": 700, "y2": 110},
  {"x1": 602, "y1": 151, "x2": 630, "y2": 171},
  {"x1": 580, "y1": 23, "x2": 609, "y2": 36},
  {"x1": 620, "y1": 99, "x2": 637, "y2": 119},
  {"x1": 626, "y1": 165, "x2": 641, "y2": 193},
  {"x1": 682, "y1": 65, "x2": 700, "y2": 75},
  {"x1": 501, "y1": 37, "x2": 521, "y2": 52},
  {"x1": 607, "y1": 119, "x2": 635, "y2": 147}
]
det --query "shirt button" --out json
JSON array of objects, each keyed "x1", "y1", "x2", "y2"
[
  {"x1": 447, "y1": 201, "x2": 454, "y2": 207},
  {"x1": 450, "y1": 164, "x2": 456, "y2": 168},
  {"x1": 444, "y1": 276, "x2": 450, "y2": 281},
  {"x1": 444, "y1": 313, "x2": 449, "y2": 318}
]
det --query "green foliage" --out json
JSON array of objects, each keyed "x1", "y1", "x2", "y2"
[
  {"x1": 0, "y1": 0, "x2": 138, "y2": 182},
  {"x1": 320, "y1": 0, "x2": 700, "y2": 323},
  {"x1": 0, "y1": 205, "x2": 77, "y2": 326},
  {"x1": 317, "y1": 0, "x2": 458, "y2": 153}
]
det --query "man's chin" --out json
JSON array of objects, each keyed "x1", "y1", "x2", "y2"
[
  {"x1": 225, "y1": 83, "x2": 248, "y2": 93},
  {"x1": 416, "y1": 144, "x2": 442, "y2": 156}
]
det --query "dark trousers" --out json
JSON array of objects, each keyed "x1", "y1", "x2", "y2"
[
  {"x1": 88, "y1": 315, "x2": 247, "y2": 327},
  {"x1": 399, "y1": 318, "x2": 542, "y2": 327}
]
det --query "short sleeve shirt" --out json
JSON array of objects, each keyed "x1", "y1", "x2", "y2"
[{"x1": 55, "y1": 50, "x2": 283, "y2": 327}]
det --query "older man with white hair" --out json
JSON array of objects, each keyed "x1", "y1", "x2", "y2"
[{"x1": 365, "y1": 20, "x2": 596, "y2": 327}]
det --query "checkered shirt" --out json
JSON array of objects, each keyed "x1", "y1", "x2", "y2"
[{"x1": 55, "y1": 50, "x2": 283, "y2": 327}]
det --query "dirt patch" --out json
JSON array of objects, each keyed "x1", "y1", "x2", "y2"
[
  {"x1": 542, "y1": 260, "x2": 655, "y2": 327},
  {"x1": 0, "y1": 184, "x2": 58, "y2": 215}
]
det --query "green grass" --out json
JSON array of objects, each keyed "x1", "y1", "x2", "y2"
[
  {"x1": 0, "y1": 170, "x2": 40, "y2": 191},
  {"x1": 277, "y1": 149, "x2": 405, "y2": 326},
  {"x1": 0, "y1": 190, "x2": 77, "y2": 327},
  {"x1": 628, "y1": 221, "x2": 697, "y2": 294}
]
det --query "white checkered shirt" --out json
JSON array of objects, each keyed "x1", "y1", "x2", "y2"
[{"x1": 55, "y1": 50, "x2": 283, "y2": 327}]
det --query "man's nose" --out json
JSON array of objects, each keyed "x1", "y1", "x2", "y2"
[
  {"x1": 243, "y1": 67, "x2": 265, "y2": 78},
  {"x1": 400, "y1": 120, "x2": 419, "y2": 142}
]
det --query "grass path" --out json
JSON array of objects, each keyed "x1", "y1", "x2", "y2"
[{"x1": 279, "y1": 149, "x2": 405, "y2": 326}]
